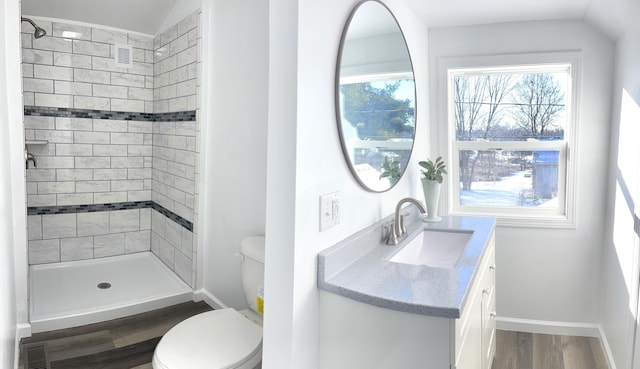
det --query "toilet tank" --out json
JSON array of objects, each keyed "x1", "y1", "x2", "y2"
[{"x1": 241, "y1": 236, "x2": 265, "y2": 315}]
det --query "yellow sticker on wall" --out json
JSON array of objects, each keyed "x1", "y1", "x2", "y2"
[{"x1": 256, "y1": 287, "x2": 264, "y2": 315}]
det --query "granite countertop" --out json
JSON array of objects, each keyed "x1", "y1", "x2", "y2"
[{"x1": 317, "y1": 214, "x2": 496, "y2": 318}]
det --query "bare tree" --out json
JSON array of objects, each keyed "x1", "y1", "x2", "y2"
[
  {"x1": 454, "y1": 76, "x2": 485, "y2": 140},
  {"x1": 454, "y1": 76, "x2": 485, "y2": 190},
  {"x1": 483, "y1": 74, "x2": 514, "y2": 139},
  {"x1": 512, "y1": 74, "x2": 565, "y2": 138},
  {"x1": 454, "y1": 74, "x2": 514, "y2": 190}
]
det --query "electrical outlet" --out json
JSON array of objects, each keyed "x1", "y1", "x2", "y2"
[{"x1": 320, "y1": 192, "x2": 340, "y2": 231}]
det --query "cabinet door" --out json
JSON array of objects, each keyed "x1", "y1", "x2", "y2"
[
  {"x1": 481, "y1": 235, "x2": 496, "y2": 369},
  {"x1": 455, "y1": 288, "x2": 483, "y2": 369}
]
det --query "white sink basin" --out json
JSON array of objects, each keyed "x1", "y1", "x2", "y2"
[{"x1": 389, "y1": 229, "x2": 472, "y2": 268}]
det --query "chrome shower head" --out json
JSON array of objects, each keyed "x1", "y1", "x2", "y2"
[
  {"x1": 21, "y1": 17, "x2": 47, "y2": 39},
  {"x1": 33, "y1": 27, "x2": 47, "y2": 39}
]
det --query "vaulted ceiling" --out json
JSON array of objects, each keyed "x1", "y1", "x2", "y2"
[
  {"x1": 404, "y1": 0, "x2": 636, "y2": 40},
  {"x1": 21, "y1": 0, "x2": 636, "y2": 39}
]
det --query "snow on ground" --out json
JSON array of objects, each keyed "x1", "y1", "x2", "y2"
[{"x1": 460, "y1": 170, "x2": 557, "y2": 208}]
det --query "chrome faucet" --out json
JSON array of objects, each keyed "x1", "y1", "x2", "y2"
[{"x1": 386, "y1": 197, "x2": 426, "y2": 245}]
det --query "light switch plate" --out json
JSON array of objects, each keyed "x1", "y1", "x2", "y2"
[{"x1": 320, "y1": 192, "x2": 340, "y2": 231}]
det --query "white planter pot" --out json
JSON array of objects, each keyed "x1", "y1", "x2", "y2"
[{"x1": 421, "y1": 178, "x2": 442, "y2": 222}]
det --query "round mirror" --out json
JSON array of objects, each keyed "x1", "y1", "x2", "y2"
[{"x1": 336, "y1": 0, "x2": 416, "y2": 192}]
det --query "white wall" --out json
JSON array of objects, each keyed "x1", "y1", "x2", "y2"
[
  {"x1": 264, "y1": 0, "x2": 429, "y2": 367},
  {"x1": 601, "y1": 15, "x2": 640, "y2": 369},
  {"x1": 201, "y1": 0, "x2": 269, "y2": 308},
  {"x1": 1, "y1": 0, "x2": 28, "y2": 367},
  {"x1": 263, "y1": 0, "x2": 298, "y2": 365},
  {"x1": 429, "y1": 20, "x2": 614, "y2": 326}
]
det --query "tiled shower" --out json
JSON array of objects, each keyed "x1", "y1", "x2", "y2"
[{"x1": 22, "y1": 11, "x2": 201, "y2": 288}]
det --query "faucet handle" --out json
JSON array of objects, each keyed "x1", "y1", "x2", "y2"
[{"x1": 386, "y1": 220, "x2": 399, "y2": 245}]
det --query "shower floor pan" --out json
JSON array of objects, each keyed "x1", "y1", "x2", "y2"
[{"x1": 30, "y1": 252, "x2": 193, "y2": 333}]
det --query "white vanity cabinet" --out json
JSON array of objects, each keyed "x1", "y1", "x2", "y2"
[
  {"x1": 454, "y1": 231, "x2": 496, "y2": 369},
  {"x1": 319, "y1": 229, "x2": 496, "y2": 369}
]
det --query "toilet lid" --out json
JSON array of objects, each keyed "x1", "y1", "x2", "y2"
[{"x1": 154, "y1": 308, "x2": 263, "y2": 369}]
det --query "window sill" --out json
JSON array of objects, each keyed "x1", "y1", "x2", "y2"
[{"x1": 449, "y1": 210, "x2": 576, "y2": 229}]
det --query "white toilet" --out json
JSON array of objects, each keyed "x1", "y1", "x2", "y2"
[{"x1": 153, "y1": 236, "x2": 265, "y2": 369}]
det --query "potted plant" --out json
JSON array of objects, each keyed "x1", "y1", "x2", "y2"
[{"x1": 418, "y1": 157, "x2": 447, "y2": 222}]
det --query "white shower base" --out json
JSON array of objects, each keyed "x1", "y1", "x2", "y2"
[{"x1": 30, "y1": 252, "x2": 193, "y2": 333}]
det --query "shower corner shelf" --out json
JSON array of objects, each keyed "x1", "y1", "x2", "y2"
[{"x1": 25, "y1": 140, "x2": 48, "y2": 145}]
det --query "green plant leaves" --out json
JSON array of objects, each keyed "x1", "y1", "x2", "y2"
[{"x1": 418, "y1": 156, "x2": 447, "y2": 183}]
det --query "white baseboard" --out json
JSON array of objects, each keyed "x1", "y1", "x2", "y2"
[
  {"x1": 496, "y1": 316, "x2": 617, "y2": 369},
  {"x1": 193, "y1": 288, "x2": 228, "y2": 309},
  {"x1": 597, "y1": 325, "x2": 618, "y2": 369},
  {"x1": 14, "y1": 323, "x2": 31, "y2": 369},
  {"x1": 496, "y1": 316, "x2": 600, "y2": 337}
]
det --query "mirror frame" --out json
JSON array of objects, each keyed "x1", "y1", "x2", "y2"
[{"x1": 335, "y1": 0, "x2": 417, "y2": 192}]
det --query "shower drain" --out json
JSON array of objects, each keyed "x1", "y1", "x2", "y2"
[{"x1": 97, "y1": 282, "x2": 112, "y2": 289}]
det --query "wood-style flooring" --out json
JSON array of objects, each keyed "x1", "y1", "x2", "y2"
[
  {"x1": 19, "y1": 301, "x2": 212, "y2": 369},
  {"x1": 492, "y1": 330, "x2": 610, "y2": 369},
  {"x1": 19, "y1": 302, "x2": 609, "y2": 369}
]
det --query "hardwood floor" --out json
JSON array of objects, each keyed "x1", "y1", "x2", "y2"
[
  {"x1": 492, "y1": 330, "x2": 610, "y2": 369},
  {"x1": 19, "y1": 301, "x2": 212, "y2": 369}
]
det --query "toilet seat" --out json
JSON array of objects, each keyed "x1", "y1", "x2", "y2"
[{"x1": 153, "y1": 308, "x2": 263, "y2": 369}]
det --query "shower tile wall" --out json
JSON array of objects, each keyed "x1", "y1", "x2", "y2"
[
  {"x1": 151, "y1": 13, "x2": 200, "y2": 286},
  {"x1": 153, "y1": 13, "x2": 199, "y2": 114},
  {"x1": 24, "y1": 115, "x2": 153, "y2": 207},
  {"x1": 28, "y1": 208, "x2": 151, "y2": 264},
  {"x1": 22, "y1": 13, "x2": 201, "y2": 288},
  {"x1": 20, "y1": 21, "x2": 154, "y2": 112}
]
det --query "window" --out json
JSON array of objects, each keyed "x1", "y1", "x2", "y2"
[{"x1": 440, "y1": 53, "x2": 580, "y2": 227}]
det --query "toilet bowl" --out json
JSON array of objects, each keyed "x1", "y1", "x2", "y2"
[
  {"x1": 152, "y1": 309, "x2": 262, "y2": 369},
  {"x1": 153, "y1": 237, "x2": 265, "y2": 369}
]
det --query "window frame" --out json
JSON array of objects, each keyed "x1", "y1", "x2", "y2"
[{"x1": 437, "y1": 52, "x2": 581, "y2": 228}]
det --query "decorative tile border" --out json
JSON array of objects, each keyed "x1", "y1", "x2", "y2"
[
  {"x1": 150, "y1": 202, "x2": 193, "y2": 232},
  {"x1": 153, "y1": 111, "x2": 197, "y2": 122},
  {"x1": 28, "y1": 200, "x2": 193, "y2": 232},
  {"x1": 23, "y1": 106, "x2": 196, "y2": 122}
]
